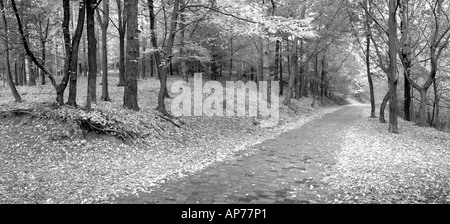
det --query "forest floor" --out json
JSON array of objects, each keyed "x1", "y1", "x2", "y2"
[
  {"x1": 1, "y1": 77, "x2": 448, "y2": 204},
  {"x1": 113, "y1": 105, "x2": 450, "y2": 204},
  {"x1": 0, "y1": 76, "x2": 343, "y2": 203}
]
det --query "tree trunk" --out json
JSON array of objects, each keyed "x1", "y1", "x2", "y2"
[
  {"x1": 0, "y1": 0, "x2": 22, "y2": 102},
  {"x1": 399, "y1": 0, "x2": 411, "y2": 121},
  {"x1": 229, "y1": 37, "x2": 233, "y2": 80},
  {"x1": 150, "y1": 53, "x2": 154, "y2": 77},
  {"x1": 320, "y1": 51, "x2": 326, "y2": 105},
  {"x1": 387, "y1": 0, "x2": 398, "y2": 133},
  {"x1": 274, "y1": 39, "x2": 280, "y2": 83},
  {"x1": 117, "y1": 0, "x2": 126, "y2": 86},
  {"x1": 432, "y1": 79, "x2": 440, "y2": 128},
  {"x1": 279, "y1": 40, "x2": 283, "y2": 96},
  {"x1": 86, "y1": 0, "x2": 98, "y2": 110},
  {"x1": 27, "y1": 56, "x2": 36, "y2": 86},
  {"x1": 14, "y1": 63, "x2": 18, "y2": 86},
  {"x1": 67, "y1": 0, "x2": 86, "y2": 106},
  {"x1": 123, "y1": 0, "x2": 139, "y2": 110},
  {"x1": 364, "y1": 4, "x2": 376, "y2": 118},
  {"x1": 98, "y1": 0, "x2": 110, "y2": 101},
  {"x1": 418, "y1": 88, "x2": 428, "y2": 126},
  {"x1": 22, "y1": 55, "x2": 27, "y2": 86},
  {"x1": 40, "y1": 18, "x2": 48, "y2": 85},
  {"x1": 283, "y1": 36, "x2": 298, "y2": 105},
  {"x1": 404, "y1": 70, "x2": 411, "y2": 121},
  {"x1": 380, "y1": 91, "x2": 389, "y2": 123},
  {"x1": 156, "y1": 0, "x2": 180, "y2": 116},
  {"x1": 83, "y1": 29, "x2": 87, "y2": 76}
]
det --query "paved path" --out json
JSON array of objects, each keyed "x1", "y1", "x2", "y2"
[{"x1": 114, "y1": 105, "x2": 368, "y2": 204}]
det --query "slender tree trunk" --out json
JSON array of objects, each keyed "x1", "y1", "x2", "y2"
[
  {"x1": 320, "y1": 51, "x2": 326, "y2": 105},
  {"x1": 150, "y1": 53, "x2": 154, "y2": 77},
  {"x1": 229, "y1": 36, "x2": 233, "y2": 80},
  {"x1": 433, "y1": 79, "x2": 440, "y2": 128},
  {"x1": 311, "y1": 54, "x2": 320, "y2": 107},
  {"x1": 298, "y1": 40, "x2": 304, "y2": 100},
  {"x1": 41, "y1": 41, "x2": 47, "y2": 84},
  {"x1": 83, "y1": 28, "x2": 87, "y2": 76},
  {"x1": 179, "y1": 0, "x2": 188, "y2": 82},
  {"x1": 0, "y1": 0, "x2": 22, "y2": 102},
  {"x1": 275, "y1": 39, "x2": 280, "y2": 83},
  {"x1": 364, "y1": 4, "x2": 376, "y2": 118},
  {"x1": 399, "y1": 0, "x2": 411, "y2": 121},
  {"x1": 86, "y1": 0, "x2": 98, "y2": 110},
  {"x1": 117, "y1": 0, "x2": 126, "y2": 86},
  {"x1": 27, "y1": 56, "x2": 35, "y2": 86},
  {"x1": 418, "y1": 88, "x2": 428, "y2": 126},
  {"x1": 67, "y1": 0, "x2": 86, "y2": 106},
  {"x1": 14, "y1": 62, "x2": 18, "y2": 86},
  {"x1": 154, "y1": 0, "x2": 179, "y2": 116},
  {"x1": 387, "y1": 0, "x2": 398, "y2": 133},
  {"x1": 98, "y1": 0, "x2": 110, "y2": 101},
  {"x1": 279, "y1": 40, "x2": 283, "y2": 96},
  {"x1": 380, "y1": 91, "x2": 389, "y2": 123},
  {"x1": 283, "y1": 36, "x2": 298, "y2": 105},
  {"x1": 18, "y1": 57, "x2": 25, "y2": 86}
]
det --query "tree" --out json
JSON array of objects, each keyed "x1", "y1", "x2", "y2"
[
  {"x1": 123, "y1": 0, "x2": 139, "y2": 110},
  {"x1": 149, "y1": 0, "x2": 180, "y2": 116},
  {"x1": 113, "y1": 0, "x2": 126, "y2": 87},
  {"x1": 386, "y1": 0, "x2": 398, "y2": 133},
  {"x1": 361, "y1": 0, "x2": 376, "y2": 118},
  {"x1": 403, "y1": 0, "x2": 450, "y2": 127},
  {"x1": 361, "y1": 0, "x2": 399, "y2": 133},
  {"x1": 0, "y1": 0, "x2": 22, "y2": 103},
  {"x1": 10, "y1": 0, "x2": 85, "y2": 106},
  {"x1": 86, "y1": 0, "x2": 98, "y2": 110},
  {"x1": 97, "y1": 0, "x2": 111, "y2": 101},
  {"x1": 66, "y1": 0, "x2": 86, "y2": 106}
]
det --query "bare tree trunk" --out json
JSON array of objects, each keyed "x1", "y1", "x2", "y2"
[
  {"x1": 275, "y1": 39, "x2": 280, "y2": 83},
  {"x1": 14, "y1": 62, "x2": 18, "y2": 86},
  {"x1": 178, "y1": 0, "x2": 188, "y2": 82},
  {"x1": 97, "y1": 0, "x2": 110, "y2": 101},
  {"x1": 279, "y1": 40, "x2": 283, "y2": 96},
  {"x1": 418, "y1": 88, "x2": 428, "y2": 126},
  {"x1": 311, "y1": 54, "x2": 319, "y2": 108},
  {"x1": 27, "y1": 56, "x2": 35, "y2": 86},
  {"x1": 387, "y1": 0, "x2": 398, "y2": 133},
  {"x1": 0, "y1": 0, "x2": 22, "y2": 102},
  {"x1": 320, "y1": 51, "x2": 326, "y2": 105},
  {"x1": 116, "y1": 0, "x2": 126, "y2": 86},
  {"x1": 40, "y1": 20, "x2": 49, "y2": 84},
  {"x1": 86, "y1": 0, "x2": 98, "y2": 110},
  {"x1": 380, "y1": 91, "x2": 389, "y2": 123},
  {"x1": 433, "y1": 79, "x2": 440, "y2": 128},
  {"x1": 399, "y1": 0, "x2": 411, "y2": 121},
  {"x1": 67, "y1": 0, "x2": 86, "y2": 106},
  {"x1": 364, "y1": 1, "x2": 376, "y2": 117},
  {"x1": 229, "y1": 36, "x2": 233, "y2": 80},
  {"x1": 123, "y1": 0, "x2": 139, "y2": 110},
  {"x1": 148, "y1": 0, "x2": 172, "y2": 116},
  {"x1": 283, "y1": 36, "x2": 298, "y2": 105},
  {"x1": 83, "y1": 28, "x2": 87, "y2": 76},
  {"x1": 150, "y1": 53, "x2": 154, "y2": 77}
]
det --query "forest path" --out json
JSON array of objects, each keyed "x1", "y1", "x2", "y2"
[{"x1": 114, "y1": 104, "x2": 369, "y2": 204}]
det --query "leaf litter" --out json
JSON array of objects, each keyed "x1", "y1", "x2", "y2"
[
  {"x1": 0, "y1": 77, "x2": 341, "y2": 204},
  {"x1": 324, "y1": 107, "x2": 450, "y2": 204}
]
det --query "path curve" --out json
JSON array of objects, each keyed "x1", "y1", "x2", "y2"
[{"x1": 114, "y1": 105, "x2": 369, "y2": 204}]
